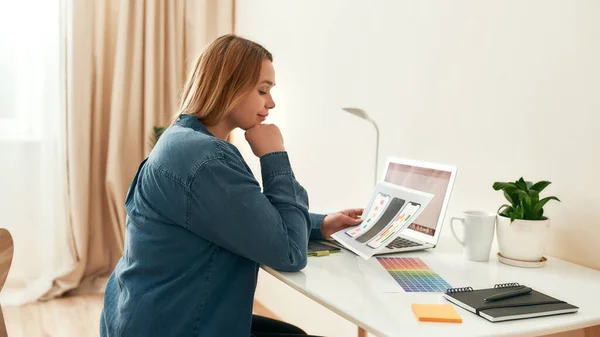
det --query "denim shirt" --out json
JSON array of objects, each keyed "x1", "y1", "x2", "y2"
[{"x1": 100, "y1": 114, "x2": 326, "y2": 337}]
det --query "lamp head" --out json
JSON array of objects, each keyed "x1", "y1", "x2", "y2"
[{"x1": 342, "y1": 107, "x2": 370, "y2": 120}]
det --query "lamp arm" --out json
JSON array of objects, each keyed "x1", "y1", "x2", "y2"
[{"x1": 367, "y1": 118, "x2": 379, "y2": 186}]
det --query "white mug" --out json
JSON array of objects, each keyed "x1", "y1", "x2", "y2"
[{"x1": 451, "y1": 211, "x2": 496, "y2": 262}]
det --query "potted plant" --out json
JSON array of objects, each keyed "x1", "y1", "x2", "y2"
[
  {"x1": 492, "y1": 178, "x2": 560, "y2": 262},
  {"x1": 149, "y1": 126, "x2": 166, "y2": 149}
]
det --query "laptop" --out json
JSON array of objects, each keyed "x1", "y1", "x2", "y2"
[{"x1": 372, "y1": 157, "x2": 457, "y2": 255}]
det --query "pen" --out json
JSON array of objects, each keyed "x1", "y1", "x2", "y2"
[{"x1": 484, "y1": 286, "x2": 532, "y2": 302}]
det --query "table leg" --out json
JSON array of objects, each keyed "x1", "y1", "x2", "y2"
[{"x1": 358, "y1": 327, "x2": 367, "y2": 337}]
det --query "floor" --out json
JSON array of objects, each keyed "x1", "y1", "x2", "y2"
[
  {"x1": 2, "y1": 294, "x2": 278, "y2": 337},
  {"x1": 1, "y1": 295, "x2": 598, "y2": 337},
  {"x1": 3, "y1": 294, "x2": 103, "y2": 337}
]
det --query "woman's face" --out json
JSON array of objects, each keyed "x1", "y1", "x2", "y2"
[{"x1": 228, "y1": 60, "x2": 276, "y2": 130}]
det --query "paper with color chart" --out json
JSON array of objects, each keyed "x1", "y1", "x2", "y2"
[{"x1": 331, "y1": 182, "x2": 433, "y2": 260}]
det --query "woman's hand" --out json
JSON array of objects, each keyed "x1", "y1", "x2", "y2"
[
  {"x1": 245, "y1": 124, "x2": 285, "y2": 157},
  {"x1": 321, "y1": 208, "x2": 363, "y2": 239}
]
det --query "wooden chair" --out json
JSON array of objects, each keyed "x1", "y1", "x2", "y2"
[{"x1": 0, "y1": 229, "x2": 14, "y2": 337}]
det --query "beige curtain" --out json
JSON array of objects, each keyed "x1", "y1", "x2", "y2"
[{"x1": 43, "y1": 0, "x2": 233, "y2": 299}]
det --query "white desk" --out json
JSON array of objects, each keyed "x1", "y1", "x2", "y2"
[{"x1": 262, "y1": 247, "x2": 600, "y2": 337}]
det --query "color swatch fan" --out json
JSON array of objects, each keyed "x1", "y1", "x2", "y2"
[{"x1": 376, "y1": 257, "x2": 451, "y2": 292}]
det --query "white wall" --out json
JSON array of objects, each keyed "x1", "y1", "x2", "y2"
[{"x1": 234, "y1": 1, "x2": 600, "y2": 335}]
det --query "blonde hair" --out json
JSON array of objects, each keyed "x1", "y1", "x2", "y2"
[{"x1": 174, "y1": 34, "x2": 273, "y2": 126}]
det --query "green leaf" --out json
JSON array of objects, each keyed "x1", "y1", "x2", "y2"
[
  {"x1": 536, "y1": 208, "x2": 544, "y2": 220},
  {"x1": 519, "y1": 199, "x2": 526, "y2": 219},
  {"x1": 523, "y1": 194, "x2": 533, "y2": 219},
  {"x1": 510, "y1": 205, "x2": 519, "y2": 222},
  {"x1": 530, "y1": 181, "x2": 551, "y2": 193},
  {"x1": 503, "y1": 190, "x2": 514, "y2": 204},
  {"x1": 513, "y1": 189, "x2": 529, "y2": 200},
  {"x1": 154, "y1": 126, "x2": 166, "y2": 139},
  {"x1": 501, "y1": 186, "x2": 522, "y2": 207},
  {"x1": 499, "y1": 205, "x2": 514, "y2": 219},
  {"x1": 526, "y1": 190, "x2": 539, "y2": 218},
  {"x1": 497, "y1": 204, "x2": 511, "y2": 214},
  {"x1": 149, "y1": 126, "x2": 166, "y2": 149},
  {"x1": 493, "y1": 182, "x2": 517, "y2": 191},
  {"x1": 532, "y1": 196, "x2": 561, "y2": 217},
  {"x1": 529, "y1": 192, "x2": 539, "y2": 204},
  {"x1": 528, "y1": 189, "x2": 540, "y2": 200},
  {"x1": 516, "y1": 177, "x2": 528, "y2": 191}
]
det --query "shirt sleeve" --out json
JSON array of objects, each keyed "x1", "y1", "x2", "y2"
[
  {"x1": 187, "y1": 151, "x2": 311, "y2": 272},
  {"x1": 309, "y1": 213, "x2": 326, "y2": 241}
]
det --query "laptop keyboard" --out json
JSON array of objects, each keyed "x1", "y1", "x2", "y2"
[{"x1": 385, "y1": 237, "x2": 422, "y2": 249}]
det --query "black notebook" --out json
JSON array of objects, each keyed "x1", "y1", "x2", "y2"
[{"x1": 443, "y1": 283, "x2": 579, "y2": 322}]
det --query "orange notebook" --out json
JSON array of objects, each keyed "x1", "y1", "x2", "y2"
[{"x1": 411, "y1": 304, "x2": 462, "y2": 323}]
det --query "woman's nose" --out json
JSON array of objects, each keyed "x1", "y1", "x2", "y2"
[{"x1": 266, "y1": 96, "x2": 275, "y2": 109}]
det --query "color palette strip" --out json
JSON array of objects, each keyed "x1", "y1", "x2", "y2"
[{"x1": 376, "y1": 257, "x2": 451, "y2": 292}]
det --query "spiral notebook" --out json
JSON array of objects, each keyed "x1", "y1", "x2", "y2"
[{"x1": 443, "y1": 283, "x2": 579, "y2": 322}]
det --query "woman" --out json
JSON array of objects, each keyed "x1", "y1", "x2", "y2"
[{"x1": 100, "y1": 34, "x2": 363, "y2": 337}]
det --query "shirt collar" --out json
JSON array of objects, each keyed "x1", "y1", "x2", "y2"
[{"x1": 176, "y1": 114, "x2": 215, "y2": 137}]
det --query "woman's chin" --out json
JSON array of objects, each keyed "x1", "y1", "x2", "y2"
[{"x1": 240, "y1": 122, "x2": 261, "y2": 131}]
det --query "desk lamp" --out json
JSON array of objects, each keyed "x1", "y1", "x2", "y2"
[{"x1": 342, "y1": 107, "x2": 380, "y2": 186}]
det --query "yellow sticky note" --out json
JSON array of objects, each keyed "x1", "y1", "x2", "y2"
[{"x1": 411, "y1": 304, "x2": 462, "y2": 323}]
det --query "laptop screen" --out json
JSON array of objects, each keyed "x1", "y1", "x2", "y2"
[{"x1": 384, "y1": 162, "x2": 452, "y2": 237}]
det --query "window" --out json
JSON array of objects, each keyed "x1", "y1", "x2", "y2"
[{"x1": 0, "y1": 1, "x2": 60, "y2": 141}]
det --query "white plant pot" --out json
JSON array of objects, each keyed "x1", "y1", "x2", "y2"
[{"x1": 496, "y1": 215, "x2": 550, "y2": 262}]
